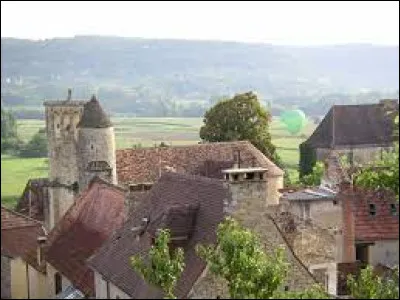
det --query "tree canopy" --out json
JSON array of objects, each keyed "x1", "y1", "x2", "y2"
[{"x1": 199, "y1": 91, "x2": 282, "y2": 166}]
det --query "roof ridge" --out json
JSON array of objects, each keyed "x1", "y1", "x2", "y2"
[
  {"x1": 159, "y1": 171, "x2": 226, "y2": 187},
  {"x1": 1, "y1": 205, "x2": 44, "y2": 227},
  {"x1": 117, "y1": 140, "x2": 251, "y2": 152}
]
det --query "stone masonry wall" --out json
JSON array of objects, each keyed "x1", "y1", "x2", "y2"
[
  {"x1": 188, "y1": 186, "x2": 336, "y2": 298},
  {"x1": 45, "y1": 103, "x2": 84, "y2": 229},
  {"x1": 1, "y1": 255, "x2": 11, "y2": 299}
]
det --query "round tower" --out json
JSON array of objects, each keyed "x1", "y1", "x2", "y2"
[{"x1": 77, "y1": 95, "x2": 117, "y2": 191}]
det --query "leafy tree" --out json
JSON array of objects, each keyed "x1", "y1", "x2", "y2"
[
  {"x1": 196, "y1": 217, "x2": 289, "y2": 299},
  {"x1": 347, "y1": 265, "x2": 399, "y2": 299},
  {"x1": 130, "y1": 229, "x2": 185, "y2": 299},
  {"x1": 1, "y1": 107, "x2": 22, "y2": 153},
  {"x1": 300, "y1": 161, "x2": 324, "y2": 186},
  {"x1": 199, "y1": 91, "x2": 282, "y2": 167},
  {"x1": 19, "y1": 128, "x2": 48, "y2": 158}
]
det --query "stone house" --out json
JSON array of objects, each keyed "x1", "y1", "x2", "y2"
[
  {"x1": 43, "y1": 176, "x2": 126, "y2": 298},
  {"x1": 288, "y1": 183, "x2": 399, "y2": 296},
  {"x1": 1, "y1": 206, "x2": 48, "y2": 299},
  {"x1": 87, "y1": 172, "x2": 338, "y2": 299},
  {"x1": 300, "y1": 99, "x2": 398, "y2": 176}
]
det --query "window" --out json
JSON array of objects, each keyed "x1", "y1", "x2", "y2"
[
  {"x1": 233, "y1": 174, "x2": 239, "y2": 181},
  {"x1": 390, "y1": 204, "x2": 397, "y2": 216},
  {"x1": 284, "y1": 286, "x2": 289, "y2": 291},
  {"x1": 106, "y1": 281, "x2": 110, "y2": 298},
  {"x1": 356, "y1": 244, "x2": 369, "y2": 264},
  {"x1": 55, "y1": 272, "x2": 62, "y2": 295},
  {"x1": 246, "y1": 172, "x2": 254, "y2": 180},
  {"x1": 369, "y1": 204, "x2": 376, "y2": 216},
  {"x1": 225, "y1": 174, "x2": 229, "y2": 180},
  {"x1": 259, "y1": 173, "x2": 264, "y2": 180},
  {"x1": 333, "y1": 199, "x2": 338, "y2": 205}
]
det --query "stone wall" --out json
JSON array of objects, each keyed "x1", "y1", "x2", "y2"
[
  {"x1": 188, "y1": 188, "x2": 339, "y2": 298},
  {"x1": 77, "y1": 127, "x2": 117, "y2": 191},
  {"x1": 1, "y1": 255, "x2": 11, "y2": 299},
  {"x1": 45, "y1": 102, "x2": 84, "y2": 229},
  {"x1": 369, "y1": 240, "x2": 399, "y2": 267},
  {"x1": 316, "y1": 146, "x2": 392, "y2": 165}
]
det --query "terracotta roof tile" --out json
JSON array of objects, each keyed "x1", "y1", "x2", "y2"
[
  {"x1": 116, "y1": 141, "x2": 283, "y2": 185},
  {"x1": 1, "y1": 206, "x2": 46, "y2": 272},
  {"x1": 44, "y1": 177, "x2": 126, "y2": 297},
  {"x1": 87, "y1": 172, "x2": 230, "y2": 298}
]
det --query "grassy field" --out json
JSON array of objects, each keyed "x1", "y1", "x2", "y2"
[{"x1": 2, "y1": 117, "x2": 315, "y2": 208}]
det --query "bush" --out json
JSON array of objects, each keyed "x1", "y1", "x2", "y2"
[{"x1": 19, "y1": 128, "x2": 48, "y2": 158}]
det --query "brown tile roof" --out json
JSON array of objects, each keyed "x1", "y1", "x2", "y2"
[
  {"x1": 1, "y1": 206, "x2": 46, "y2": 272},
  {"x1": 116, "y1": 141, "x2": 283, "y2": 185},
  {"x1": 77, "y1": 96, "x2": 112, "y2": 128},
  {"x1": 15, "y1": 178, "x2": 49, "y2": 222},
  {"x1": 87, "y1": 172, "x2": 230, "y2": 298},
  {"x1": 304, "y1": 101, "x2": 398, "y2": 148},
  {"x1": 44, "y1": 177, "x2": 126, "y2": 297},
  {"x1": 351, "y1": 188, "x2": 399, "y2": 242}
]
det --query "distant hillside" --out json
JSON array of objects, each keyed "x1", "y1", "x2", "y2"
[{"x1": 1, "y1": 36, "x2": 399, "y2": 117}]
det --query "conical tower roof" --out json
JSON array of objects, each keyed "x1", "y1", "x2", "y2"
[{"x1": 77, "y1": 95, "x2": 112, "y2": 128}]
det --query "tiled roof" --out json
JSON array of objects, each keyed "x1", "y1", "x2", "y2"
[
  {"x1": 44, "y1": 177, "x2": 126, "y2": 297},
  {"x1": 15, "y1": 178, "x2": 49, "y2": 222},
  {"x1": 87, "y1": 172, "x2": 230, "y2": 298},
  {"x1": 281, "y1": 186, "x2": 336, "y2": 201},
  {"x1": 116, "y1": 141, "x2": 284, "y2": 185},
  {"x1": 351, "y1": 188, "x2": 399, "y2": 242},
  {"x1": 1, "y1": 206, "x2": 46, "y2": 272},
  {"x1": 304, "y1": 101, "x2": 398, "y2": 148}
]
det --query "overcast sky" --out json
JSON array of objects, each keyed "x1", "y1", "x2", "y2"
[{"x1": 1, "y1": 1, "x2": 399, "y2": 45}]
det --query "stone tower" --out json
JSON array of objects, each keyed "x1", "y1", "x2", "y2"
[
  {"x1": 76, "y1": 95, "x2": 117, "y2": 191},
  {"x1": 44, "y1": 90, "x2": 85, "y2": 229}
]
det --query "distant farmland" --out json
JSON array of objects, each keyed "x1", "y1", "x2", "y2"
[{"x1": 1, "y1": 117, "x2": 316, "y2": 208}]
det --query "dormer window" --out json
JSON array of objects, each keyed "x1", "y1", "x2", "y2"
[{"x1": 369, "y1": 204, "x2": 376, "y2": 216}]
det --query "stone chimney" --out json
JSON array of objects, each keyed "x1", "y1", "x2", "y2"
[{"x1": 338, "y1": 182, "x2": 356, "y2": 263}]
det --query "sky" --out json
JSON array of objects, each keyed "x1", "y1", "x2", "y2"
[{"x1": 1, "y1": 1, "x2": 399, "y2": 45}]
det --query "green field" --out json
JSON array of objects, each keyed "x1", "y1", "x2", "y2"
[{"x1": 2, "y1": 117, "x2": 315, "y2": 208}]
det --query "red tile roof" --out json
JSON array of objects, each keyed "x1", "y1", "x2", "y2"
[
  {"x1": 116, "y1": 141, "x2": 283, "y2": 185},
  {"x1": 1, "y1": 206, "x2": 46, "y2": 272},
  {"x1": 87, "y1": 172, "x2": 229, "y2": 298},
  {"x1": 351, "y1": 188, "x2": 399, "y2": 242},
  {"x1": 44, "y1": 177, "x2": 126, "y2": 297}
]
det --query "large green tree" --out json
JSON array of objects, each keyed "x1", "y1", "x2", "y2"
[
  {"x1": 19, "y1": 128, "x2": 48, "y2": 158},
  {"x1": 199, "y1": 92, "x2": 282, "y2": 166}
]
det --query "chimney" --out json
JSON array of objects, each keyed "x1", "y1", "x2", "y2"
[
  {"x1": 37, "y1": 236, "x2": 47, "y2": 266},
  {"x1": 339, "y1": 182, "x2": 356, "y2": 263}
]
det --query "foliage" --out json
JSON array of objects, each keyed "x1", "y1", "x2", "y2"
[
  {"x1": 299, "y1": 142, "x2": 317, "y2": 178},
  {"x1": 347, "y1": 265, "x2": 399, "y2": 299},
  {"x1": 130, "y1": 229, "x2": 185, "y2": 299},
  {"x1": 354, "y1": 113, "x2": 399, "y2": 199},
  {"x1": 196, "y1": 217, "x2": 289, "y2": 299},
  {"x1": 300, "y1": 161, "x2": 324, "y2": 186},
  {"x1": 1, "y1": 107, "x2": 23, "y2": 153},
  {"x1": 19, "y1": 128, "x2": 48, "y2": 158},
  {"x1": 274, "y1": 284, "x2": 331, "y2": 299},
  {"x1": 199, "y1": 91, "x2": 282, "y2": 167}
]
